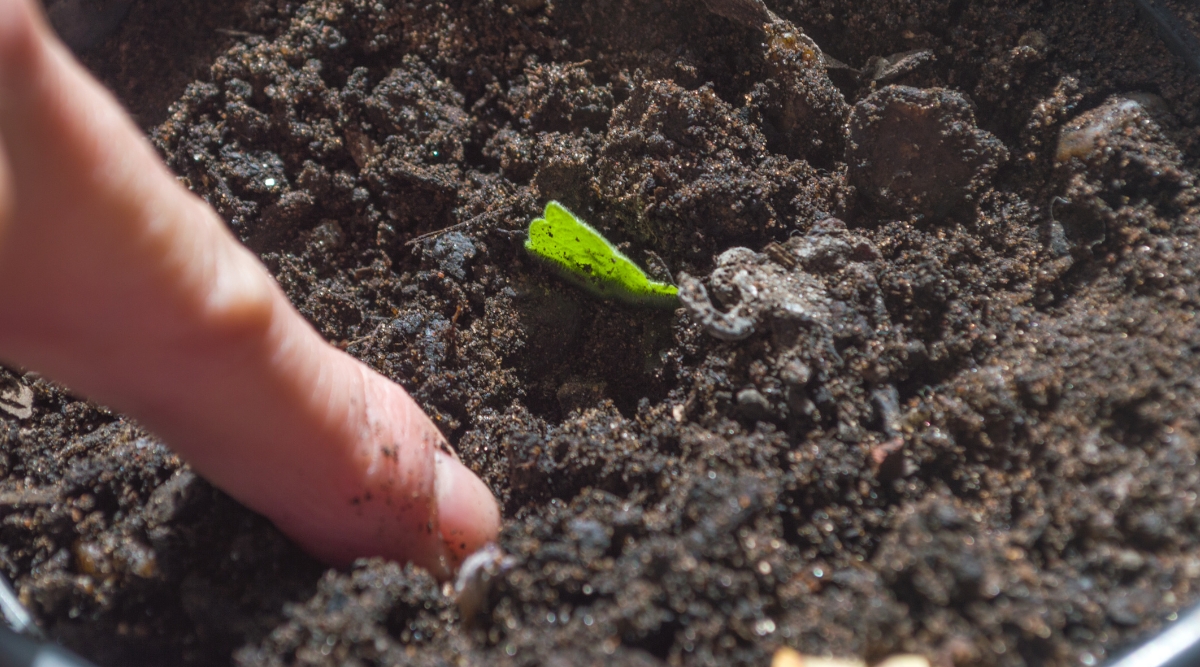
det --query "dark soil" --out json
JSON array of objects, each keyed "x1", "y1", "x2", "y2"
[{"x1": 4, "y1": 0, "x2": 1200, "y2": 665}]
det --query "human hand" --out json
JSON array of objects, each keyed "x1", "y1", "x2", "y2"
[{"x1": 0, "y1": 0, "x2": 499, "y2": 578}]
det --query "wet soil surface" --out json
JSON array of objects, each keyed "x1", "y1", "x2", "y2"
[{"x1": 4, "y1": 0, "x2": 1200, "y2": 665}]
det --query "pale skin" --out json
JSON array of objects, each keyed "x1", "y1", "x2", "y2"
[{"x1": 0, "y1": 0, "x2": 500, "y2": 578}]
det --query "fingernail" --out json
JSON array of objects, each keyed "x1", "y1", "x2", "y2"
[{"x1": 434, "y1": 449, "x2": 501, "y2": 567}]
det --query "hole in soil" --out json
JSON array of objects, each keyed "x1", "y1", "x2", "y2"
[
  {"x1": 506, "y1": 282, "x2": 678, "y2": 421},
  {"x1": 622, "y1": 620, "x2": 681, "y2": 661}
]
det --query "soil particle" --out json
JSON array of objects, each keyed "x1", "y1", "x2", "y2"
[
  {"x1": 232, "y1": 560, "x2": 453, "y2": 667},
  {"x1": 7, "y1": 0, "x2": 1200, "y2": 666},
  {"x1": 678, "y1": 242, "x2": 834, "y2": 342},
  {"x1": 422, "y1": 232, "x2": 478, "y2": 282},
  {"x1": 593, "y1": 79, "x2": 838, "y2": 259},
  {"x1": 846, "y1": 86, "x2": 1009, "y2": 220},
  {"x1": 1050, "y1": 93, "x2": 1195, "y2": 258}
]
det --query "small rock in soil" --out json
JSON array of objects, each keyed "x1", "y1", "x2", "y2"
[{"x1": 846, "y1": 86, "x2": 1008, "y2": 219}]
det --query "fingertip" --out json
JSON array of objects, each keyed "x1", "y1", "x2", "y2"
[{"x1": 434, "y1": 450, "x2": 501, "y2": 568}]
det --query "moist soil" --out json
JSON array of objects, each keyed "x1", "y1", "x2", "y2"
[{"x1": 4, "y1": 0, "x2": 1200, "y2": 665}]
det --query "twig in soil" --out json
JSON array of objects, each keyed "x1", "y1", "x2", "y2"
[
  {"x1": 1048, "y1": 196, "x2": 1069, "y2": 223},
  {"x1": 444, "y1": 302, "x2": 464, "y2": 360},
  {"x1": 214, "y1": 28, "x2": 261, "y2": 38},
  {"x1": 403, "y1": 206, "x2": 514, "y2": 247},
  {"x1": 701, "y1": 0, "x2": 854, "y2": 71},
  {"x1": 1130, "y1": 0, "x2": 1200, "y2": 75},
  {"x1": 700, "y1": 0, "x2": 781, "y2": 29},
  {"x1": 343, "y1": 319, "x2": 390, "y2": 352},
  {"x1": 0, "y1": 487, "x2": 58, "y2": 509}
]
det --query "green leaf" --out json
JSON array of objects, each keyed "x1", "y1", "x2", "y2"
[{"x1": 525, "y1": 201, "x2": 679, "y2": 308}]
